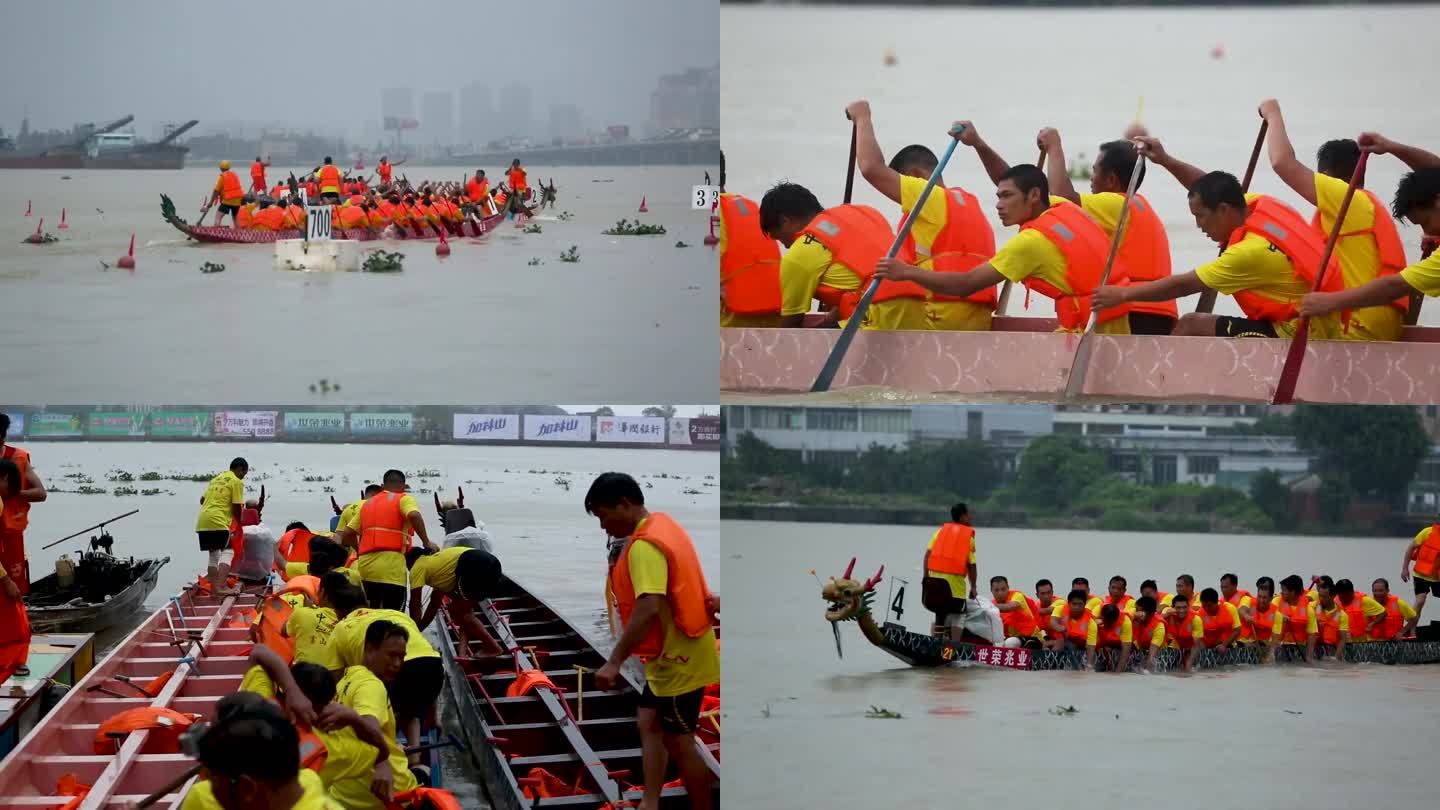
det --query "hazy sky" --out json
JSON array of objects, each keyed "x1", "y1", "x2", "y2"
[{"x1": 1, "y1": 0, "x2": 716, "y2": 139}]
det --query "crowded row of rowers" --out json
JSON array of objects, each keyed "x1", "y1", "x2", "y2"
[
  {"x1": 981, "y1": 573, "x2": 1423, "y2": 672},
  {"x1": 717, "y1": 97, "x2": 1440, "y2": 341}
]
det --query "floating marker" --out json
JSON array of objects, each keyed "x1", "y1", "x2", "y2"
[
  {"x1": 24, "y1": 200, "x2": 32, "y2": 217},
  {"x1": 638, "y1": 195, "x2": 648, "y2": 213},
  {"x1": 435, "y1": 226, "x2": 451, "y2": 257},
  {"x1": 117, "y1": 233, "x2": 136, "y2": 269},
  {"x1": 57, "y1": 208, "x2": 68, "y2": 229},
  {"x1": 704, "y1": 202, "x2": 719, "y2": 246}
]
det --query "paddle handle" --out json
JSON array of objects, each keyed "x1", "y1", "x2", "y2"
[
  {"x1": 843, "y1": 117, "x2": 858, "y2": 204},
  {"x1": 996, "y1": 148, "x2": 1047, "y2": 315},
  {"x1": 134, "y1": 763, "x2": 203, "y2": 808},
  {"x1": 811, "y1": 127, "x2": 965, "y2": 393},
  {"x1": 1196, "y1": 119, "x2": 1269, "y2": 314}
]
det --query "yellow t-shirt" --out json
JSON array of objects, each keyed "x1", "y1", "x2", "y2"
[
  {"x1": 991, "y1": 198, "x2": 1129, "y2": 335},
  {"x1": 1194, "y1": 195, "x2": 1341, "y2": 339},
  {"x1": 626, "y1": 537, "x2": 721, "y2": 697},
  {"x1": 1091, "y1": 596, "x2": 1136, "y2": 617},
  {"x1": 1000, "y1": 591, "x2": 1042, "y2": 638},
  {"x1": 346, "y1": 494, "x2": 419, "y2": 587},
  {"x1": 182, "y1": 769, "x2": 335, "y2": 810},
  {"x1": 777, "y1": 235, "x2": 930, "y2": 330},
  {"x1": 195, "y1": 471, "x2": 244, "y2": 532},
  {"x1": 1315, "y1": 173, "x2": 1404, "y2": 342},
  {"x1": 409, "y1": 546, "x2": 468, "y2": 593},
  {"x1": 338, "y1": 500, "x2": 363, "y2": 535},
  {"x1": 1399, "y1": 249, "x2": 1440, "y2": 299},
  {"x1": 926, "y1": 528, "x2": 976, "y2": 599},
  {"x1": 898, "y1": 175, "x2": 994, "y2": 331},
  {"x1": 1101, "y1": 615, "x2": 1134, "y2": 644},
  {"x1": 238, "y1": 663, "x2": 276, "y2": 699},
  {"x1": 1140, "y1": 620, "x2": 1167, "y2": 650},
  {"x1": 284, "y1": 562, "x2": 363, "y2": 588},
  {"x1": 1272, "y1": 601, "x2": 1320, "y2": 640},
  {"x1": 334, "y1": 665, "x2": 418, "y2": 807},
  {"x1": 286, "y1": 605, "x2": 339, "y2": 665},
  {"x1": 319, "y1": 608, "x2": 438, "y2": 673},
  {"x1": 1412, "y1": 526, "x2": 1438, "y2": 582}
]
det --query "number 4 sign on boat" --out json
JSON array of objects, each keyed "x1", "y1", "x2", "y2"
[{"x1": 691, "y1": 185, "x2": 719, "y2": 210}]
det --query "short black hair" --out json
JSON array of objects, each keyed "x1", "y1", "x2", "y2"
[
  {"x1": 888, "y1": 144, "x2": 938, "y2": 175},
  {"x1": 285, "y1": 521, "x2": 307, "y2": 533},
  {"x1": 1072, "y1": 577, "x2": 1089, "y2": 588},
  {"x1": 230, "y1": 457, "x2": 249, "y2": 472},
  {"x1": 1177, "y1": 574, "x2": 1195, "y2": 588},
  {"x1": 1035, "y1": 578, "x2": 1053, "y2": 591},
  {"x1": 325, "y1": 577, "x2": 368, "y2": 614},
  {"x1": 1220, "y1": 573, "x2": 1238, "y2": 587},
  {"x1": 999, "y1": 163, "x2": 1048, "y2": 203},
  {"x1": 1373, "y1": 577, "x2": 1391, "y2": 590},
  {"x1": 308, "y1": 538, "x2": 349, "y2": 577},
  {"x1": 1140, "y1": 579, "x2": 1158, "y2": 592},
  {"x1": 0, "y1": 459, "x2": 19, "y2": 495},
  {"x1": 1109, "y1": 575, "x2": 1126, "y2": 589},
  {"x1": 990, "y1": 575, "x2": 1009, "y2": 588},
  {"x1": 1317, "y1": 575, "x2": 1334, "y2": 590},
  {"x1": 364, "y1": 484, "x2": 384, "y2": 497},
  {"x1": 1100, "y1": 604, "x2": 1119, "y2": 623},
  {"x1": 1256, "y1": 576, "x2": 1275, "y2": 594},
  {"x1": 1334, "y1": 578, "x2": 1355, "y2": 598},
  {"x1": 324, "y1": 156, "x2": 333, "y2": 164},
  {"x1": 1316, "y1": 139, "x2": 1361, "y2": 179},
  {"x1": 364, "y1": 619, "x2": 408, "y2": 649},
  {"x1": 584, "y1": 472, "x2": 644, "y2": 513},
  {"x1": 1066, "y1": 589, "x2": 1088, "y2": 604},
  {"x1": 1200, "y1": 587, "x2": 1219, "y2": 604},
  {"x1": 1135, "y1": 595, "x2": 1157, "y2": 614},
  {"x1": 1096, "y1": 140, "x2": 1145, "y2": 189},
  {"x1": 1280, "y1": 574, "x2": 1305, "y2": 593},
  {"x1": 1188, "y1": 171, "x2": 1246, "y2": 211},
  {"x1": 950, "y1": 503, "x2": 968, "y2": 522},
  {"x1": 383, "y1": 469, "x2": 406, "y2": 485},
  {"x1": 1393, "y1": 168, "x2": 1440, "y2": 223},
  {"x1": 290, "y1": 662, "x2": 336, "y2": 708},
  {"x1": 457, "y1": 549, "x2": 502, "y2": 600},
  {"x1": 196, "y1": 701, "x2": 298, "y2": 785},
  {"x1": 1172, "y1": 592, "x2": 1190, "y2": 605},
  {"x1": 758, "y1": 181, "x2": 823, "y2": 236},
  {"x1": 0, "y1": 413, "x2": 9, "y2": 436}
]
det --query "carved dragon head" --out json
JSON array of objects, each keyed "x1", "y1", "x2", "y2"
[{"x1": 821, "y1": 557, "x2": 883, "y2": 623}]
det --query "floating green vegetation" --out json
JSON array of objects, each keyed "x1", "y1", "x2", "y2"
[
  {"x1": 559, "y1": 246, "x2": 580, "y2": 263},
  {"x1": 1049, "y1": 705, "x2": 1079, "y2": 716},
  {"x1": 412, "y1": 469, "x2": 441, "y2": 478},
  {"x1": 140, "y1": 488, "x2": 169, "y2": 496},
  {"x1": 107, "y1": 470, "x2": 134, "y2": 483},
  {"x1": 63, "y1": 472, "x2": 94, "y2": 484},
  {"x1": 865, "y1": 706, "x2": 903, "y2": 719},
  {"x1": 139, "y1": 472, "x2": 164, "y2": 481},
  {"x1": 528, "y1": 257, "x2": 543, "y2": 266},
  {"x1": 170, "y1": 473, "x2": 212, "y2": 482},
  {"x1": 200, "y1": 261, "x2": 225, "y2": 273},
  {"x1": 523, "y1": 223, "x2": 543, "y2": 234},
  {"x1": 74, "y1": 485, "x2": 107, "y2": 495},
  {"x1": 113, "y1": 486, "x2": 139, "y2": 496},
  {"x1": 675, "y1": 241, "x2": 690, "y2": 248},
  {"x1": 557, "y1": 211, "x2": 574, "y2": 221},
  {"x1": 302, "y1": 475, "x2": 332, "y2": 483},
  {"x1": 603, "y1": 219, "x2": 666, "y2": 236},
  {"x1": 362, "y1": 251, "x2": 404, "y2": 273}
]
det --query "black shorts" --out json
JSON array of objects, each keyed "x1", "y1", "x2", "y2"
[
  {"x1": 218, "y1": 204, "x2": 239, "y2": 216},
  {"x1": 363, "y1": 580, "x2": 407, "y2": 611},
  {"x1": 1214, "y1": 316, "x2": 1278, "y2": 338},
  {"x1": 639, "y1": 685, "x2": 706, "y2": 735},
  {"x1": 1415, "y1": 577, "x2": 1440, "y2": 598},
  {"x1": 387, "y1": 656, "x2": 443, "y2": 720},
  {"x1": 197, "y1": 530, "x2": 231, "y2": 552},
  {"x1": 455, "y1": 548, "x2": 502, "y2": 601},
  {"x1": 1128, "y1": 313, "x2": 1176, "y2": 336},
  {"x1": 320, "y1": 191, "x2": 341, "y2": 203}
]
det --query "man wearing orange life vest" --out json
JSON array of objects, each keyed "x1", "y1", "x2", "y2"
[
  {"x1": 1048, "y1": 577, "x2": 1102, "y2": 629},
  {"x1": 249, "y1": 155, "x2": 271, "y2": 194},
  {"x1": 1218, "y1": 572, "x2": 1255, "y2": 641},
  {"x1": 0, "y1": 458, "x2": 33, "y2": 685},
  {"x1": 1245, "y1": 576, "x2": 1280, "y2": 648},
  {"x1": 250, "y1": 198, "x2": 288, "y2": 231},
  {"x1": 377, "y1": 155, "x2": 393, "y2": 187},
  {"x1": 587, "y1": 472, "x2": 718, "y2": 810},
  {"x1": 1139, "y1": 579, "x2": 1171, "y2": 607},
  {"x1": 1094, "y1": 604, "x2": 1133, "y2": 673},
  {"x1": 876, "y1": 129, "x2": 1133, "y2": 336},
  {"x1": 1258, "y1": 99, "x2": 1409, "y2": 341},
  {"x1": 0, "y1": 415, "x2": 45, "y2": 608},
  {"x1": 1331, "y1": 578, "x2": 1387, "y2": 642},
  {"x1": 506, "y1": 159, "x2": 528, "y2": 214},
  {"x1": 1094, "y1": 138, "x2": 1346, "y2": 339},
  {"x1": 846, "y1": 100, "x2": 998, "y2": 331},
  {"x1": 1161, "y1": 573, "x2": 1199, "y2": 619},
  {"x1": 464, "y1": 170, "x2": 489, "y2": 204},
  {"x1": 1369, "y1": 578, "x2": 1419, "y2": 641},
  {"x1": 1032, "y1": 579, "x2": 1063, "y2": 643},
  {"x1": 1270, "y1": 574, "x2": 1319, "y2": 663},
  {"x1": 1100, "y1": 575, "x2": 1135, "y2": 616},
  {"x1": 759, "y1": 181, "x2": 929, "y2": 330},
  {"x1": 1401, "y1": 516, "x2": 1440, "y2": 624},
  {"x1": 317, "y1": 156, "x2": 343, "y2": 204},
  {"x1": 209, "y1": 160, "x2": 245, "y2": 228},
  {"x1": 1312, "y1": 586, "x2": 1353, "y2": 660},
  {"x1": 718, "y1": 190, "x2": 783, "y2": 328},
  {"x1": 335, "y1": 469, "x2": 438, "y2": 611},
  {"x1": 1195, "y1": 588, "x2": 1242, "y2": 653},
  {"x1": 989, "y1": 575, "x2": 1043, "y2": 649},
  {"x1": 1038, "y1": 128, "x2": 1177, "y2": 335},
  {"x1": 1130, "y1": 596, "x2": 1169, "y2": 671},
  {"x1": 1048, "y1": 590, "x2": 1098, "y2": 658},
  {"x1": 1161, "y1": 593, "x2": 1203, "y2": 672}
]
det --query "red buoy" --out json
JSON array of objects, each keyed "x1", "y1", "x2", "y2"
[
  {"x1": 24, "y1": 218, "x2": 44, "y2": 244},
  {"x1": 117, "y1": 233, "x2": 136, "y2": 269},
  {"x1": 435, "y1": 227, "x2": 451, "y2": 257},
  {"x1": 703, "y1": 203, "x2": 719, "y2": 246},
  {"x1": 24, "y1": 200, "x2": 32, "y2": 217},
  {"x1": 58, "y1": 208, "x2": 69, "y2": 229},
  {"x1": 638, "y1": 195, "x2": 648, "y2": 213}
]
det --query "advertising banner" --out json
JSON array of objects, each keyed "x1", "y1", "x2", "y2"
[
  {"x1": 596, "y1": 416, "x2": 665, "y2": 444},
  {"x1": 523, "y1": 415, "x2": 591, "y2": 442},
  {"x1": 87, "y1": 412, "x2": 146, "y2": 437},
  {"x1": 283, "y1": 412, "x2": 348, "y2": 435},
  {"x1": 669, "y1": 418, "x2": 691, "y2": 445},
  {"x1": 688, "y1": 415, "x2": 721, "y2": 445},
  {"x1": 350, "y1": 413, "x2": 414, "y2": 436},
  {"x1": 27, "y1": 413, "x2": 83, "y2": 438},
  {"x1": 150, "y1": 410, "x2": 212, "y2": 438},
  {"x1": 2, "y1": 412, "x2": 22, "y2": 439},
  {"x1": 213, "y1": 411, "x2": 278, "y2": 438},
  {"x1": 453, "y1": 414, "x2": 521, "y2": 441}
]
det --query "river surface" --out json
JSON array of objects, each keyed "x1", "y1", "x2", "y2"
[
  {"x1": 17, "y1": 440, "x2": 719, "y2": 808},
  {"x1": 721, "y1": 4, "x2": 1440, "y2": 323},
  {"x1": 0, "y1": 164, "x2": 717, "y2": 403},
  {"x1": 725, "y1": 520, "x2": 1440, "y2": 808}
]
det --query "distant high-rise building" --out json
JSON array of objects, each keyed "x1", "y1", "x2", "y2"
[
  {"x1": 498, "y1": 83, "x2": 533, "y2": 141},
  {"x1": 459, "y1": 82, "x2": 493, "y2": 149},
  {"x1": 648, "y1": 65, "x2": 719, "y2": 134},
  {"x1": 381, "y1": 88, "x2": 414, "y2": 121},
  {"x1": 549, "y1": 104, "x2": 582, "y2": 141},
  {"x1": 420, "y1": 91, "x2": 455, "y2": 147}
]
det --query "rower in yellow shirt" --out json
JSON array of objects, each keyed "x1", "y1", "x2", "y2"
[
  {"x1": 1270, "y1": 575, "x2": 1320, "y2": 663},
  {"x1": 1049, "y1": 577, "x2": 1102, "y2": 625},
  {"x1": 1331, "y1": 578, "x2": 1388, "y2": 641},
  {"x1": 1369, "y1": 577, "x2": 1420, "y2": 640},
  {"x1": 1401, "y1": 519, "x2": 1440, "y2": 624},
  {"x1": 283, "y1": 536, "x2": 362, "y2": 588},
  {"x1": 1160, "y1": 574, "x2": 1201, "y2": 618},
  {"x1": 181, "y1": 694, "x2": 341, "y2": 810},
  {"x1": 922, "y1": 504, "x2": 978, "y2": 640},
  {"x1": 409, "y1": 545, "x2": 504, "y2": 655},
  {"x1": 1312, "y1": 587, "x2": 1353, "y2": 659},
  {"x1": 335, "y1": 472, "x2": 436, "y2": 612},
  {"x1": 1094, "y1": 604, "x2": 1133, "y2": 673}
]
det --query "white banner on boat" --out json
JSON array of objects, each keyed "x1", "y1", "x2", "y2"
[
  {"x1": 307, "y1": 205, "x2": 332, "y2": 240},
  {"x1": 596, "y1": 416, "x2": 665, "y2": 444},
  {"x1": 213, "y1": 411, "x2": 278, "y2": 438},
  {"x1": 523, "y1": 415, "x2": 591, "y2": 442},
  {"x1": 453, "y1": 414, "x2": 521, "y2": 441}
]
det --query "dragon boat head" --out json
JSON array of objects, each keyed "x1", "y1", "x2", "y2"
[{"x1": 822, "y1": 557, "x2": 883, "y2": 623}]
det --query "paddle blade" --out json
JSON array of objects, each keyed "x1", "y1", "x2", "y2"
[
  {"x1": 1271, "y1": 318, "x2": 1311, "y2": 404},
  {"x1": 1062, "y1": 333, "x2": 1098, "y2": 400},
  {"x1": 833, "y1": 622, "x2": 844, "y2": 659}
]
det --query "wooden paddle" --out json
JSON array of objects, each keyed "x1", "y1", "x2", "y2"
[
  {"x1": 1062, "y1": 154, "x2": 1147, "y2": 399},
  {"x1": 1196, "y1": 120, "x2": 1268, "y2": 313},
  {"x1": 1270, "y1": 151, "x2": 1369, "y2": 405},
  {"x1": 811, "y1": 125, "x2": 966, "y2": 393},
  {"x1": 843, "y1": 117, "x2": 858, "y2": 204},
  {"x1": 996, "y1": 148, "x2": 1048, "y2": 315}
]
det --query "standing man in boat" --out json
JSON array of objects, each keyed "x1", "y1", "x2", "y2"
[
  {"x1": 845, "y1": 100, "x2": 998, "y2": 331},
  {"x1": 249, "y1": 155, "x2": 271, "y2": 195},
  {"x1": 507, "y1": 159, "x2": 529, "y2": 210},
  {"x1": 921, "y1": 503, "x2": 978, "y2": 641},
  {"x1": 196, "y1": 458, "x2": 248, "y2": 596},
  {"x1": 335, "y1": 469, "x2": 438, "y2": 611},
  {"x1": 377, "y1": 155, "x2": 394, "y2": 188},
  {"x1": 318, "y1": 157, "x2": 343, "y2": 204},
  {"x1": 1091, "y1": 137, "x2": 1346, "y2": 339},
  {"x1": 0, "y1": 414, "x2": 46, "y2": 606},
  {"x1": 208, "y1": 160, "x2": 245, "y2": 228},
  {"x1": 586, "y1": 472, "x2": 718, "y2": 810},
  {"x1": 0, "y1": 458, "x2": 33, "y2": 684},
  {"x1": 1400, "y1": 516, "x2": 1440, "y2": 625}
]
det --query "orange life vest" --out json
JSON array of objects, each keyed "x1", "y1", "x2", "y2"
[
  {"x1": 1096, "y1": 615, "x2": 1129, "y2": 647},
  {"x1": 1317, "y1": 604, "x2": 1347, "y2": 646},
  {"x1": 1310, "y1": 189, "x2": 1410, "y2": 313},
  {"x1": 1199, "y1": 603, "x2": 1238, "y2": 647},
  {"x1": 508, "y1": 168, "x2": 527, "y2": 192},
  {"x1": 719, "y1": 193, "x2": 782, "y2": 316},
  {"x1": 1036, "y1": 599, "x2": 1063, "y2": 640},
  {"x1": 358, "y1": 491, "x2": 409, "y2": 556},
  {"x1": 236, "y1": 204, "x2": 255, "y2": 228},
  {"x1": 219, "y1": 171, "x2": 244, "y2": 205},
  {"x1": 1338, "y1": 594, "x2": 1371, "y2": 642},
  {"x1": 391, "y1": 787, "x2": 463, "y2": 810},
  {"x1": 997, "y1": 589, "x2": 1040, "y2": 639},
  {"x1": 278, "y1": 528, "x2": 316, "y2": 564},
  {"x1": 1017, "y1": 199, "x2": 1129, "y2": 330},
  {"x1": 298, "y1": 727, "x2": 328, "y2": 773},
  {"x1": 338, "y1": 205, "x2": 368, "y2": 229},
  {"x1": 1132, "y1": 615, "x2": 1163, "y2": 650},
  {"x1": 801, "y1": 204, "x2": 927, "y2": 320},
  {"x1": 1229, "y1": 195, "x2": 1347, "y2": 322},
  {"x1": 1102, "y1": 593, "x2": 1134, "y2": 614},
  {"x1": 1110, "y1": 193, "x2": 1177, "y2": 319},
  {"x1": 377, "y1": 161, "x2": 392, "y2": 185},
  {"x1": 506, "y1": 668, "x2": 561, "y2": 698},
  {"x1": 271, "y1": 183, "x2": 286, "y2": 198},
  {"x1": 1250, "y1": 599, "x2": 1277, "y2": 643},
  {"x1": 896, "y1": 186, "x2": 998, "y2": 307},
  {"x1": 1063, "y1": 610, "x2": 1093, "y2": 646},
  {"x1": 368, "y1": 206, "x2": 391, "y2": 229},
  {"x1": 94, "y1": 708, "x2": 201, "y2": 755},
  {"x1": 251, "y1": 206, "x2": 286, "y2": 231},
  {"x1": 1277, "y1": 598, "x2": 1312, "y2": 643},
  {"x1": 1, "y1": 446, "x2": 31, "y2": 531},
  {"x1": 1163, "y1": 613, "x2": 1197, "y2": 649},
  {"x1": 466, "y1": 178, "x2": 486, "y2": 203},
  {"x1": 1414, "y1": 525, "x2": 1440, "y2": 580},
  {"x1": 254, "y1": 580, "x2": 320, "y2": 662},
  {"x1": 1224, "y1": 590, "x2": 1254, "y2": 640},
  {"x1": 288, "y1": 205, "x2": 305, "y2": 228},
  {"x1": 250, "y1": 161, "x2": 266, "y2": 187},
  {"x1": 926, "y1": 523, "x2": 974, "y2": 576},
  {"x1": 1373, "y1": 593, "x2": 1404, "y2": 640},
  {"x1": 609, "y1": 512, "x2": 713, "y2": 660},
  {"x1": 319, "y1": 165, "x2": 342, "y2": 193}
]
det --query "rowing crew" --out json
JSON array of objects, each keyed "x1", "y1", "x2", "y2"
[{"x1": 719, "y1": 97, "x2": 1440, "y2": 344}]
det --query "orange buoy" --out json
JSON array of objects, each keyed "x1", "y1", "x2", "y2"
[
  {"x1": 638, "y1": 196, "x2": 648, "y2": 213},
  {"x1": 58, "y1": 208, "x2": 69, "y2": 229},
  {"x1": 117, "y1": 234, "x2": 136, "y2": 269}
]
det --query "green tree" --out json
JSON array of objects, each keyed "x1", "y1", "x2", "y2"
[
  {"x1": 733, "y1": 431, "x2": 791, "y2": 477},
  {"x1": 592, "y1": 406, "x2": 615, "y2": 416},
  {"x1": 1293, "y1": 405, "x2": 1429, "y2": 502},
  {"x1": 1249, "y1": 469, "x2": 1293, "y2": 531},
  {"x1": 1015, "y1": 435, "x2": 1109, "y2": 510},
  {"x1": 642, "y1": 405, "x2": 677, "y2": 418}
]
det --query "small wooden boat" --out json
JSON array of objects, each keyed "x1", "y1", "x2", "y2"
[
  {"x1": 0, "y1": 633, "x2": 96, "y2": 763},
  {"x1": 721, "y1": 318, "x2": 1440, "y2": 405},
  {"x1": 25, "y1": 553, "x2": 169, "y2": 634},
  {"x1": 160, "y1": 194, "x2": 507, "y2": 245},
  {"x1": 437, "y1": 575, "x2": 720, "y2": 809}
]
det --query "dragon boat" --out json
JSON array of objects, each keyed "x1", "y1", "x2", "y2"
[
  {"x1": 160, "y1": 194, "x2": 508, "y2": 245},
  {"x1": 821, "y1": 559, "x2": 1440, "y2": 674}
]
